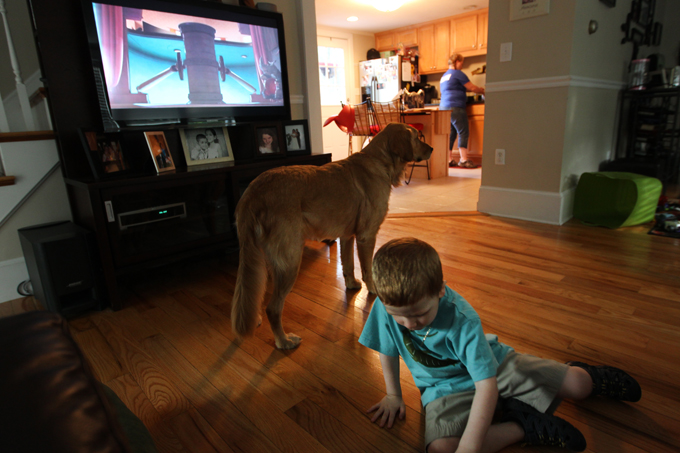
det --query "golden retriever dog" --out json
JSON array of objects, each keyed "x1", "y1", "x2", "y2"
[{"x1": 231, "y1": 123, "x2": 433, "y2": 349}]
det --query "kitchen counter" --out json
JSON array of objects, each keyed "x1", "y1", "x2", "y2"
[{"x1": 403, "y1": 104, "x2": 485, "y2": 177}]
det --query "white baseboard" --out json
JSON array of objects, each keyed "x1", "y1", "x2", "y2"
[
  {"x1": 478, "y1": 185, "x2": 576, "y2": 225},
  {"x1": 0, "y1": 257, "x2": 28, "y2": 304}
]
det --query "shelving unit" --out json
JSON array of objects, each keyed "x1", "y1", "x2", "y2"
[{"x1": 611, "y1": 87, "x2": 680, "y2": 193}]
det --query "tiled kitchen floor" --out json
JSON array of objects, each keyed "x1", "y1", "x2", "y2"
[{"x1": 389, "y1": 167, "x2": 482, "y2": 215}]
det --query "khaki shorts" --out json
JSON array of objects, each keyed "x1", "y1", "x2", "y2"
[{"x1": 424, "y1": 351, "x2": 569, "y2": 447}]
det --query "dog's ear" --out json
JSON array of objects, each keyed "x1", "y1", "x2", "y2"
[{"x1": 389, "y1": 124, "x2": 416, "y2": 162}]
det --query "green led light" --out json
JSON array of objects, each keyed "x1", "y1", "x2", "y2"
[{"x1": 159, "y1": 210, "x2": 167, "y2": 214}]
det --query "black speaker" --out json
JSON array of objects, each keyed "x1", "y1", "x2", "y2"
[{"x1": 18, "y1": 221, "x2": 103, "y2": 317}]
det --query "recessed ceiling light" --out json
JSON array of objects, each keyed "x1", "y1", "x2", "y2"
[
  {"x1": 463, "y1": 4, "x2": 477, "y2": 10},
  {"x1": 347, "y1": 16, "x2": 359, "y2": 22}
]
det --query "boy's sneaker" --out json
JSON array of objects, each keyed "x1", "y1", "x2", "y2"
[
  {"x1": 567, "y1": 361, "x2": 642, "y2": 402},
  {"x1": 500, "y1": 398, "x2": 586, "y2": 451}
]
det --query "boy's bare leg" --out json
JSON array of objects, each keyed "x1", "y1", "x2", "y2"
[
  {"x1": 427, "y1": 423, "x2": 524, "y2": 453},
  {"x1": 558, "y1": 366, "x2": 594, "y2": 400}
]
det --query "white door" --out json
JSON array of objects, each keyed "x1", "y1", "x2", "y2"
[{"x1": 318, "y1": 34, "x2": 353, "y2": 162}]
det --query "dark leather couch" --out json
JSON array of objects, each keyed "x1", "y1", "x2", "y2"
[{"x1": 0, "y1": 311, "x2": 157, "y2": 453}]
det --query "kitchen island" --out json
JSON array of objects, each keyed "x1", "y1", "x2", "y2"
[{"x1": 403, "y1": 103, "x2": 484, "y2": 179}]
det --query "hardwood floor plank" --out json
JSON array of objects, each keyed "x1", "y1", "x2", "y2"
[
  {"x1": 70, "y1": 326, "x2": 125, "y2": 383},
  {"x1": 166, "y1": 409, "x2": 237, "y2": 453},
  {"x1": 140, "y1": 333, "x2": 291, "y2": 453},
  {"x1": 106, "y1": 373, "x2": 188, "y2": 453},
  {"x1": 91, "y1": 312, "x2": 191, "y2": 420},
  {"x1": 138, "y1": 306, "x2": 332, "y2": 453},
  {"x1": 285, "y1": 398, "x2": 387, "y2": 453},
  {"x1": 65, "y1": 215, "x2": 680, "y2": 453}
]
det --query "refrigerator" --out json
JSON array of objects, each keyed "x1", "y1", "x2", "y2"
[{"x1": 360, "y1": 56, "x2": 412, "y2": 103}]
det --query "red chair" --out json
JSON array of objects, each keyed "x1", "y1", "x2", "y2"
[{"x1": 324, "y1": 101, "x2": 380, "y2": 155}]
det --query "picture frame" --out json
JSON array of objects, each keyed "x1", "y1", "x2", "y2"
[
  {"x1": 179, "y1": 126, "x2": 234, "y2": 166},
  {"x1": 144, "y1": 131, "x2": 175, "y2": 173},
  {"x1": 509, "y1": 0, "x2": 550, "y2": 21},
  {"x1": 78, "y1": 129, "x2": 129, "y2": 179},
  {"x1": 282, "y1": 119, "x2": 311, "y2": 156},
  {"x1": 253, "y1": 123, "x2": 285, "y2": 159}
]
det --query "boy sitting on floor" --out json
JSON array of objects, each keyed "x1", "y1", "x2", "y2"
[{"x1": 359, "y1": 237, "x2": 641, "y2": 452}]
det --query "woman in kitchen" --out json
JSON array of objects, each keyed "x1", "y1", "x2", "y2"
[{"x1": 440, "y1": 53, "x2": 485, "y2": 168}]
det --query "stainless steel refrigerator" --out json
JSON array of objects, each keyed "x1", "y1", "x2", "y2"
[{"x1": 359, "y1": 56, "x2": 412, "y2": 103}]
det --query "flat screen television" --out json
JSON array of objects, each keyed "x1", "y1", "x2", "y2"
[{"x1": 80, "y1": 0, "x2": 291, "y2": 127}]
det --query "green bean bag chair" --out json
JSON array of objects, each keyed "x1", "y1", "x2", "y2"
[{"x1": 573, "y1": 172, "x2": 662, "y2": 228}]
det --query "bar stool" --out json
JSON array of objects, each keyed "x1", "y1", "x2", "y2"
[
  {"x1": 373, "y1": 99, "x2": 429, "y2": 184},
  {"x1": 323, "y1": 101, "x2": 380, "y2": 155}
]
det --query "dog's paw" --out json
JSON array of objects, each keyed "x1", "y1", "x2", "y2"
[
  {"x1": 344, "y1": 276, "x2": 362, "y2": 290},
  {"x1": 275, "y1": 333, "x2": 302, "y2": 350}
]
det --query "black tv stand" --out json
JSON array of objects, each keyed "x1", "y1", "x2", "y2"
[{"x1": 65, "y1": 153, "x2": 331, "y2": 310}]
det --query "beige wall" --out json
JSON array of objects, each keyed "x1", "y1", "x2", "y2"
[
  {"x1": 482, "y1": 87, "x2": 568, "y2": 193},
  {"x1": 570, "y1": 0, "x2": 632, "y2": 81},
  {"x1": 486, "y1": 0, "x2": 576, "y2": 85},
  {"x1": 0, "y1": 170, "x2": 71, "y2": 261},
  {"x1": 0, "y1": 0, "x2": 40, "y2": 97},
  {"x1": 482, "y1": 0, "x2": 637, "y2": 196}
]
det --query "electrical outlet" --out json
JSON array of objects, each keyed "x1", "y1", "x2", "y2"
[
  {"x1": 500, "y1": 42, "x2": 512, "y2": 62},
  {"x1": 495, "y1": 149, "x2": 506, "y2": 165}
]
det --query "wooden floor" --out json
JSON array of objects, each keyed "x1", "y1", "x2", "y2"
[{"x1": 4, "y1": 214, "x2": 680, "y2": 453}]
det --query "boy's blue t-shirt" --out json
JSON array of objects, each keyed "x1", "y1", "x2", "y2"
[
  {"x1": 439, "y1": 69, "x2": 470, "y2": 109},
  {"x1": 358, "y1": 286, "x2": 512, "y2": 408}
]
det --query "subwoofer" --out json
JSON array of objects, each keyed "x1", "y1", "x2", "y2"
[{"x1": 18, "y1": 221, "x2": 103, "y2": 317}]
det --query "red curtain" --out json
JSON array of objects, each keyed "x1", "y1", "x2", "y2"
[{"x1": 95, "y1": 4, "x2": 124, "y2": 88}]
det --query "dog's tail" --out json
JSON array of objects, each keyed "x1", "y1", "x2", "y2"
[{"x1": 231, "y1": 205, "x2": 267, "y2": 340}]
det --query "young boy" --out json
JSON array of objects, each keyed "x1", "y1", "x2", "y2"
[
  {"x1": 190, "y1": 134, "x2": 210, "y2": 160},
  {"x1": 359, "y1": 238, "x2": 641, "y2": 453}
]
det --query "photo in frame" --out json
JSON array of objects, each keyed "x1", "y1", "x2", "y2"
[
  {"x1": 253, "y1": 123, "x2": 285, "y2": 159},
  {"x1": 282, "y1": 119, "x2": 311, "y2": 156},
  {"x1": 144, "y1": 131, "x2": 175, "y2": 173},
  {"x1": 78, "y1": 129, "x2": 129, "y2": 179},
  {"x1": 180, "y1": 126, "x2": 234, "y2": 166}
]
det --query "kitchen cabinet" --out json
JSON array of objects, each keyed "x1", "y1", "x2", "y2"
[
  {"x1": 376, "y1": 29, "x2": 417, "y2": 51},
  {"x1": 375, "y1": 32, "x2": 396, "y2": 51},
  {"x1": 374, "y1": 8, "x2": 488, "y2": 65},
  {"x1": 418, "y1": 21, "x2": 450, "y2": 74},
  {"x1": 477, "y1": 11, "x2": 488, "y2": 51},
  {"x1": 397, "y1": 29, "x2": 418, "y2": 47},
  {"x1": 451, "y1": 14, "x2": 478, "y2": 54}
]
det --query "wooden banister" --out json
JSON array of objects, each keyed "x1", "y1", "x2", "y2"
[
  {"x1": 0, "y1": 131, "x2": 55, "y2": 142},
  {"x1": 0, "y1": 175, "x2": 15, "y2": 186}
]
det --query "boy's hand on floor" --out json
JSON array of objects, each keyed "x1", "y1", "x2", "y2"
[{"x1": 367, "y1": 394, "x2": 405, "y2": 428}]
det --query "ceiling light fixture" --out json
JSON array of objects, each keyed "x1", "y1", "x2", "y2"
[
  {"x1": 347, "y1": 16, "x2": 359, "y2": 21},
  {"x1": 370, "y1": 0, "x2": 405, "y2": 12}
]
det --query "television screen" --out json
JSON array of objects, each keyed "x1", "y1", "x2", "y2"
[{"x1": 82, "y1": 0, "x2": 290, "y2": 125}]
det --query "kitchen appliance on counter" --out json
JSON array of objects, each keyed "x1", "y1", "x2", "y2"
[{"x1": 360, "y1": 56, "x2": 412, "y2": 103}]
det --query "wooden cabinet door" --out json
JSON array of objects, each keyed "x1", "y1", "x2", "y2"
[
  {"x1": 451, "y1": 15, "x2": 478, "y2": 53},
  {"x1": 477, "y1": 11, "x2": 488, "y2": 50},
  {"x1": 375, "y1": 32, "x2": 396, "y2": 51},
  {"x1": 468, "y1": 115, "x2": 484, "y2": 156},
  {"x1": 418, "y1": 24, "x2": 434, "y2": 73},
  {"x1": 433, "y1": 21, "x2": 450, "y2": 71},
  {"x1": 396, "y1": 29, "x2": 418, "y2": 47}
]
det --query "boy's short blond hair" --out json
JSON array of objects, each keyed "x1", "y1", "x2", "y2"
[{"x1": 373, "y1": 237, "x2": 443, "y2": 307}]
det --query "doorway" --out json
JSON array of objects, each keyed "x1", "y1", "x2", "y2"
[{"x1": 317, "y1": 33, "x2": 353, "y2": 162}]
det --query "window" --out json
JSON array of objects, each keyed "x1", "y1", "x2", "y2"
[{"x1": 318, "y1": 37, "x2": 349, "y2": 106}]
